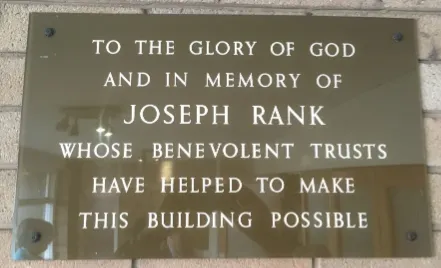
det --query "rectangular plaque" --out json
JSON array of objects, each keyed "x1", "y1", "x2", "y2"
[{"x1": 12, "y1": 13, "x2": 432, "y2": 260}]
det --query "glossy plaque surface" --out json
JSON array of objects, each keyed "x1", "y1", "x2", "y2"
[{"x1": 12, "y1": 13, "x2": 432, "y2": 259}]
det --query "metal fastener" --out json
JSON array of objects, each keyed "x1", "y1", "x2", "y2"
[
  {"x1": 44, "y1": 28, "x2": 55, "y2": 38},
  {"x1": 393, "y1": 32, "x2": 403, "y2": 42},
  {"x1": 31, "y1": 231, "x2": 41, "y2": 243},
  {"x1": 406, "y1": 231, "x2": 417, "y2": 242}
]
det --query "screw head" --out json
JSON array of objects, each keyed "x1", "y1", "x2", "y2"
[
  {"x1": 44, "y1": 28, "x2": 55, "y2": 38},
  {"x1": 393, "y1": 32, "x2": 403, "y2": 42},
  {"x1": 31, "y1": 231, "x2": 41, "y2": 243},
  {"x1": 406, "y1": 231, "x2": 417, "y2": 242}
]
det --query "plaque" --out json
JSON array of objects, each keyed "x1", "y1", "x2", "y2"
[{"x1": 12, "y1": 13, "x2": 432, "y2": 260}]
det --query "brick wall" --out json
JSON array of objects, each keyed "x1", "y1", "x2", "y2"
[{"x1": 1, "y1": 1, "x2": 441, "y2": 267}]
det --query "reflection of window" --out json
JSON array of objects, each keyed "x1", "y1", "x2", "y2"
[
  {"x1": 15, "y1": 172, "x2": 57, "y2": 259},
  {"x1": 43, "y1": 203, "x2": 53, "y2": 259},
  {"x1": 18, "y1": 172, "x2": 55, "y2": 200}
]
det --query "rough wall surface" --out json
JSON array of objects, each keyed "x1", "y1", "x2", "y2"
[{"x1": 1, "y1": 1, "x2": 441, "y2": 267}]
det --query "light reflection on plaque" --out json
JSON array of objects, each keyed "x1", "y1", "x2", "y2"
[{"x1": 11, "y1": 13, "x2": 432, "y2": 260}]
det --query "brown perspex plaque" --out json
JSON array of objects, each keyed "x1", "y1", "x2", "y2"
[{"x1": 12, "y1": 13, "x2": 432, "y2": 260}]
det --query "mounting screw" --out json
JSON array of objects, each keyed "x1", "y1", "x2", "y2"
[
  {"x1": 44, "y1": 28, "x2": 55, "y2": 38},
  {"x1": 31, "y1": 231, "x2": 41, "y2": 243},
  {"x1": 393, "y1": 32, "x2": 403, "y2": 42},
  {"x1": 406, "y1": 231, "x2": 417, "y2": 242}
]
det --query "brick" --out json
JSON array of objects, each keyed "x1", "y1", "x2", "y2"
[
  {"x1": 0, "y1": 4, "x2": 142, "y2": 52},
  {"x1": 0, "y1": 170, "x2": 15, "y2": 227},
  {"x1": 318, "y1": 232, "x2": 441, "y2": 267},
  {"x1": 421, "y1": 63, "x2": 441, "y2": 111},
  {"x1": 0, "y1": 231, "x2": 131, "y2": 267},
  {"x1": 0, "y1": 112, "x2": 19, "y2": 163},
  {"x1": 0, "y1": 56, "x2": 24, "y2": 106},
  {"x1": 219, "y1": 0, "x2": 380, "y2": 8},
  {"x1": 149, "y1": 7, "x2": 271, "y2": 14},
  {"x1": 415, "y1": 15, "x2": 441, "y2": 60},
  {"x1": 136, "y1": 259, "x2": 312, "y2": 268},
  {"x1": 430, "y1": 175, "x2": 441, "y2": 224},
  {"x1": 3, "y1": 0, "x2": 381, "y2": 9},
  {"x1": 5, "y1": 0, "x2": 383, "y2": 8},
  {"x1": 148, "y1": 7, "x2": 305, "y2": 14},
  {"x1": 426, "y1": 118, "x2": 441, "y2": 167},
  {"x1": 383, "y1": 0, "x2": 441, "y2": 9},
  {"x1": 10, "y1": 0, "x2": 215, "y2": 4}
]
